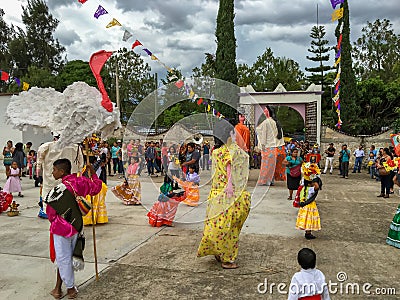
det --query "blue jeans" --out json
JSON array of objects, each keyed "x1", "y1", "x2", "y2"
[{"x1": 353, "y1": 157, "x2": 363, "y2": 172}]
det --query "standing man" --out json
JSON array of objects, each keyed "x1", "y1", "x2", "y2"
[
  {"x1": 181, "y1": 142, "x2": 200, "y2": 174},
  {"x1": 202, "y1": 141, "x2": 210, "y2": 171},
  {"x1": 145, "y1": 141, "x2": 161, "y2": 176},
  {"x1": 352, "y1": 145, "x2": 365, "y2": 173},
  {"x1": 322, "y1": 143, "x2": 336, "y2": 175},
  {"x1": 339, "y1": 144, "x2": 351, "y2": 179}
]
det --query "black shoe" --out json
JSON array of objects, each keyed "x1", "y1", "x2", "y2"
[
  {"x1": 377, "y1": 194, "x2": 384, "y2": 197},
  {"x1": 352, "y1": 171, "x2": 356, "y2": 173},
  {"x1": 358, "y1": 171, "x2": 361, "y2": 173},
  {"x1": 305, "y1": 233, "x2": 316, "y2": 240}
]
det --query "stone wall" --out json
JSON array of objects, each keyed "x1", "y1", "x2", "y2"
[{"x1": 319, "y1": 125, "x2": 393, "y2": 169}]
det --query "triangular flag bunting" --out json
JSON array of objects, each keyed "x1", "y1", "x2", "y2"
[
  {"x1": 94, "y1": 5, "x2": 108, "y2": 19},
  {"x1": 78, "y1": 0, "x2": 88, "y2": 3},
  {"x1": 22, "y1": 82, "x2": 29, "y2": 91},
  {"x1": 106, "y1": 18, "x2": 122, "y2": 28},
  {"x1": 197, "y1": 98, "x2": 203, "y2": 105},
  {"x1": 331, "y1": 8, "x2": 344, "y2": 22},
  {"x1": 174, "y1": 80, "x2": 184, "y2": 89},
  {"x1": 14, "y1": 77, "x2": 21, "y2": 87},
  {"x1": 122, "y1": 30, "x2": 133, "y2": 42},
  {"x1": 131, "y1": 40, "x2": 142, "y2": 49},
  {"x1": 1, "y1": 71, "x2": 9, "y2": 81},
  {"x1": 150, "y1": 54, "x2": 158, "y2": 61}
]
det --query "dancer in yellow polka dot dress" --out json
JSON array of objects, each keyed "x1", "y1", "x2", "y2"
[{"x1": 197, "y1": 120, "x2": 251, "y2": 269}]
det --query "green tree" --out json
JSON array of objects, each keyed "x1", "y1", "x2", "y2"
[
  {"x1": 238, "y1": 47, "x2": 304, "y2": 91},
  {"x1": 356, "y1": 77, "x2": 400, "y2": 134},
  {"x1": 55, "y1": 60, "x2": 97, "y2": 91},
  {"x1": 21, "y1": 0, "x2": 66, "y2": 73},
  {"x1": 214, "y1": 0, "x2": 238, "y2": 120},
  {"x1": 7, "y1": 65, "x2": 57, "y2": 91},
  {"x1": 0, "y1": 9, "x2": 13, "y2": 92},
  {"x1": 305, "y1": 25, "x2": 332, "y2": 88},
  {"x1": 192, "y1": 53, "x2": 216, "y2": 78},
  {"x1": 104, "y1": 47, "x2": 155, "y2": 124},
  {"x1": 334, "y1": 0, "x2": 359, "y2": 133},
  {"x1": 353, "y1": 19, "x2": 400, "y2": 82}
]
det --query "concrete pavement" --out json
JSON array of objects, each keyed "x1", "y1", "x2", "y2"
[{"x1": 1, "y1": 169, "x2": 399, "y2": 299}]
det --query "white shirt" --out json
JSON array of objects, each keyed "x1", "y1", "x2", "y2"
[
  {"x1": 353, "y1": 149, "x2": 365, "y2": 158},
  {"x1": 256, "y1": 117, "x2": 278, "y2": 148},
  {"x1": 288, "y1": 268, "x2": 330, "y2": 300}
]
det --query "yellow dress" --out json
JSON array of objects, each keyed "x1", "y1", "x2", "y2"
[
  {"x1": 83, "y1": 182, "x2": 109, "y2": 225},
  {"x1": 197, "y1": 143, "x2": 251, "y2": 263},
  {"x1": 295, "y1": 186, "x2": 321, "y2": 231}
]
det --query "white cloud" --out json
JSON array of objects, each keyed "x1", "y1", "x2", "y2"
[{"x1": 1, "y1": 0, "x2": 399, "y2": 79}]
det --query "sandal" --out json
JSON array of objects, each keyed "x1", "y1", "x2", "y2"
[
  {"x1": 221, "y1": 262, "x2": 238, "y2": 269},
  {"x1": 287, "y1": 196, "x2": 292, "y2": 200}
]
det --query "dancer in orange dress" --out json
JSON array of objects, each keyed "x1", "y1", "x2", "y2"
[{"x1": 174, "y1": 165, "x2": 200, "y2": 206}]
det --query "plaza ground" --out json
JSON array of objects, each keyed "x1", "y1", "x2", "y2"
[{"x1": 0, "y1": 169, "x2": 399, "y2": 299}]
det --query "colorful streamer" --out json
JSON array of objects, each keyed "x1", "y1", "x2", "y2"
[
  {"x1": 78, "y1": 0, "x2": 87, "y2": 3},
  {"x1": 89, "y1": 50, "x2": 114, "y2": 112},
  {"x1": 22, "y1": 82, "x2": 29, "y2": 91},
  {"x1": 14, "y1": 77, "x2": 21, "y2": 87},
  {"x1": 131, "y1": 40, "x2": 142, "y2": 49}
]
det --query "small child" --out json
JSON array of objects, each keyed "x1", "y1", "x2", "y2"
[
  {"x1": 112, "y1": 157, "x2": 141, "y2": 205},
  {"x1": 288, "y1": 248, "x2": 330, "y2": 300},
  {"x1": 147, "y1": 175, "x2": 185, "y2": 227},
  {"x1": 174, "y1": 165, "x2": 200, "y2": 207},
  {"x1": 296, "y1": 175, "x2": 322, "y2": 240},
  {"x1": 367, "y1": 152, "x2": 376, "y2": 179},
  {"x1": 27, "y1": 149, "x2": 36, "y2": 179},
  {"x1": 3, "y1": 161, "x2": 23, "y2": 197}
]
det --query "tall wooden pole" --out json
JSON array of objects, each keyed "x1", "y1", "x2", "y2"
[{"x1": 85, "y1": 140, "x2": 99, "y2": 280}]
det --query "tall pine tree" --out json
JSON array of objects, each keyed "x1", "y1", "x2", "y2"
[
  {"x1": 335, "y1": 0, "x2": 359, "y2": 133},
  {"x1": 21, "y1": 0, "x2": 66, "y2": 73},
  {"x1": 214, "y1": 0, "x2": 238, "y2": 121},
  {"x1": 305, "y1": 26, "x2": 332, "y2": 88}
]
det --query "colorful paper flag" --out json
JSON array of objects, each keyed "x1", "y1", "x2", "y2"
[
  {"x1": 131, "y1": 40, "x2": 142, "y2": 49},
  {"x1": 78, "y1": 0, "x2": 87, "y2": 3},
  {"x1": 207, "y1": 104, "x2": 211, "y2": 112},
  {"x1": 334, "y1": 57, "x2": 341, "y2": 67},
  {"x1": 143, "y1": 48, "x2": 152, "y2": 56},
  {"x1": 22, "y1": 82, "x2": 29, "y2": 91},
  {"x1": 94, "y1": 5, "x2": 108, "y2": 19},
  {"x1": 197, "y1": 98, "x2": 203, "y2": 105},
  {"x1": 335, "y1": 48, "x2": 341, "y2": 59},
  {"x1": 174, "y1": 80, "x2": 184, "y2": 89},
  {"x1": 106, "y1": 18, "x2": 122, "y2": 28},
  {"x1": 337, "y1": 34, "x2": 342, "y2": 50},
  {"x1": 1, "y1": 71, "x2": 9, "y2": 81},
  {"x1": 330, "y1": 0, "x2": 344, "y2": 9},
  {"x1": 150, "y1": 54, "x2": 158, "y2": 61},
  {"x1": 122, "y1": 30, "x2": 133, "y2": 42},
  {"x1": 189, "y1": 89, "x2": 195, "y2": 99},
  {"x1": 14, "y1": 77, "x2": 21, "y2": 87},
  {"x1": 331, "y1": 8, "x2": 344, "y2": 21}
]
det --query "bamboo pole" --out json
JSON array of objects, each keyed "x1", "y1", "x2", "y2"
[{"x1": 84, "y1": 139, "x2": 99, "y2": 280}]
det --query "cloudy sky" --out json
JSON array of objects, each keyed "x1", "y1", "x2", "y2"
[{"x1": 2, "y1": 0, "x2": 400, "y2": 79}]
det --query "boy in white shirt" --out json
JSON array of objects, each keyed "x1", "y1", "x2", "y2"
[{"x1": 288, "y1": 248, "x2": 330, "y2": 300}]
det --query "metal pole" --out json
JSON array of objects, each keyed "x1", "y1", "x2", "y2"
[
  {"x1": 154, "y1": 73, "x2": 158, "y2": 134},
  {"x1": 116, "y1": 63, "x2": 120, "y2": 109}
]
